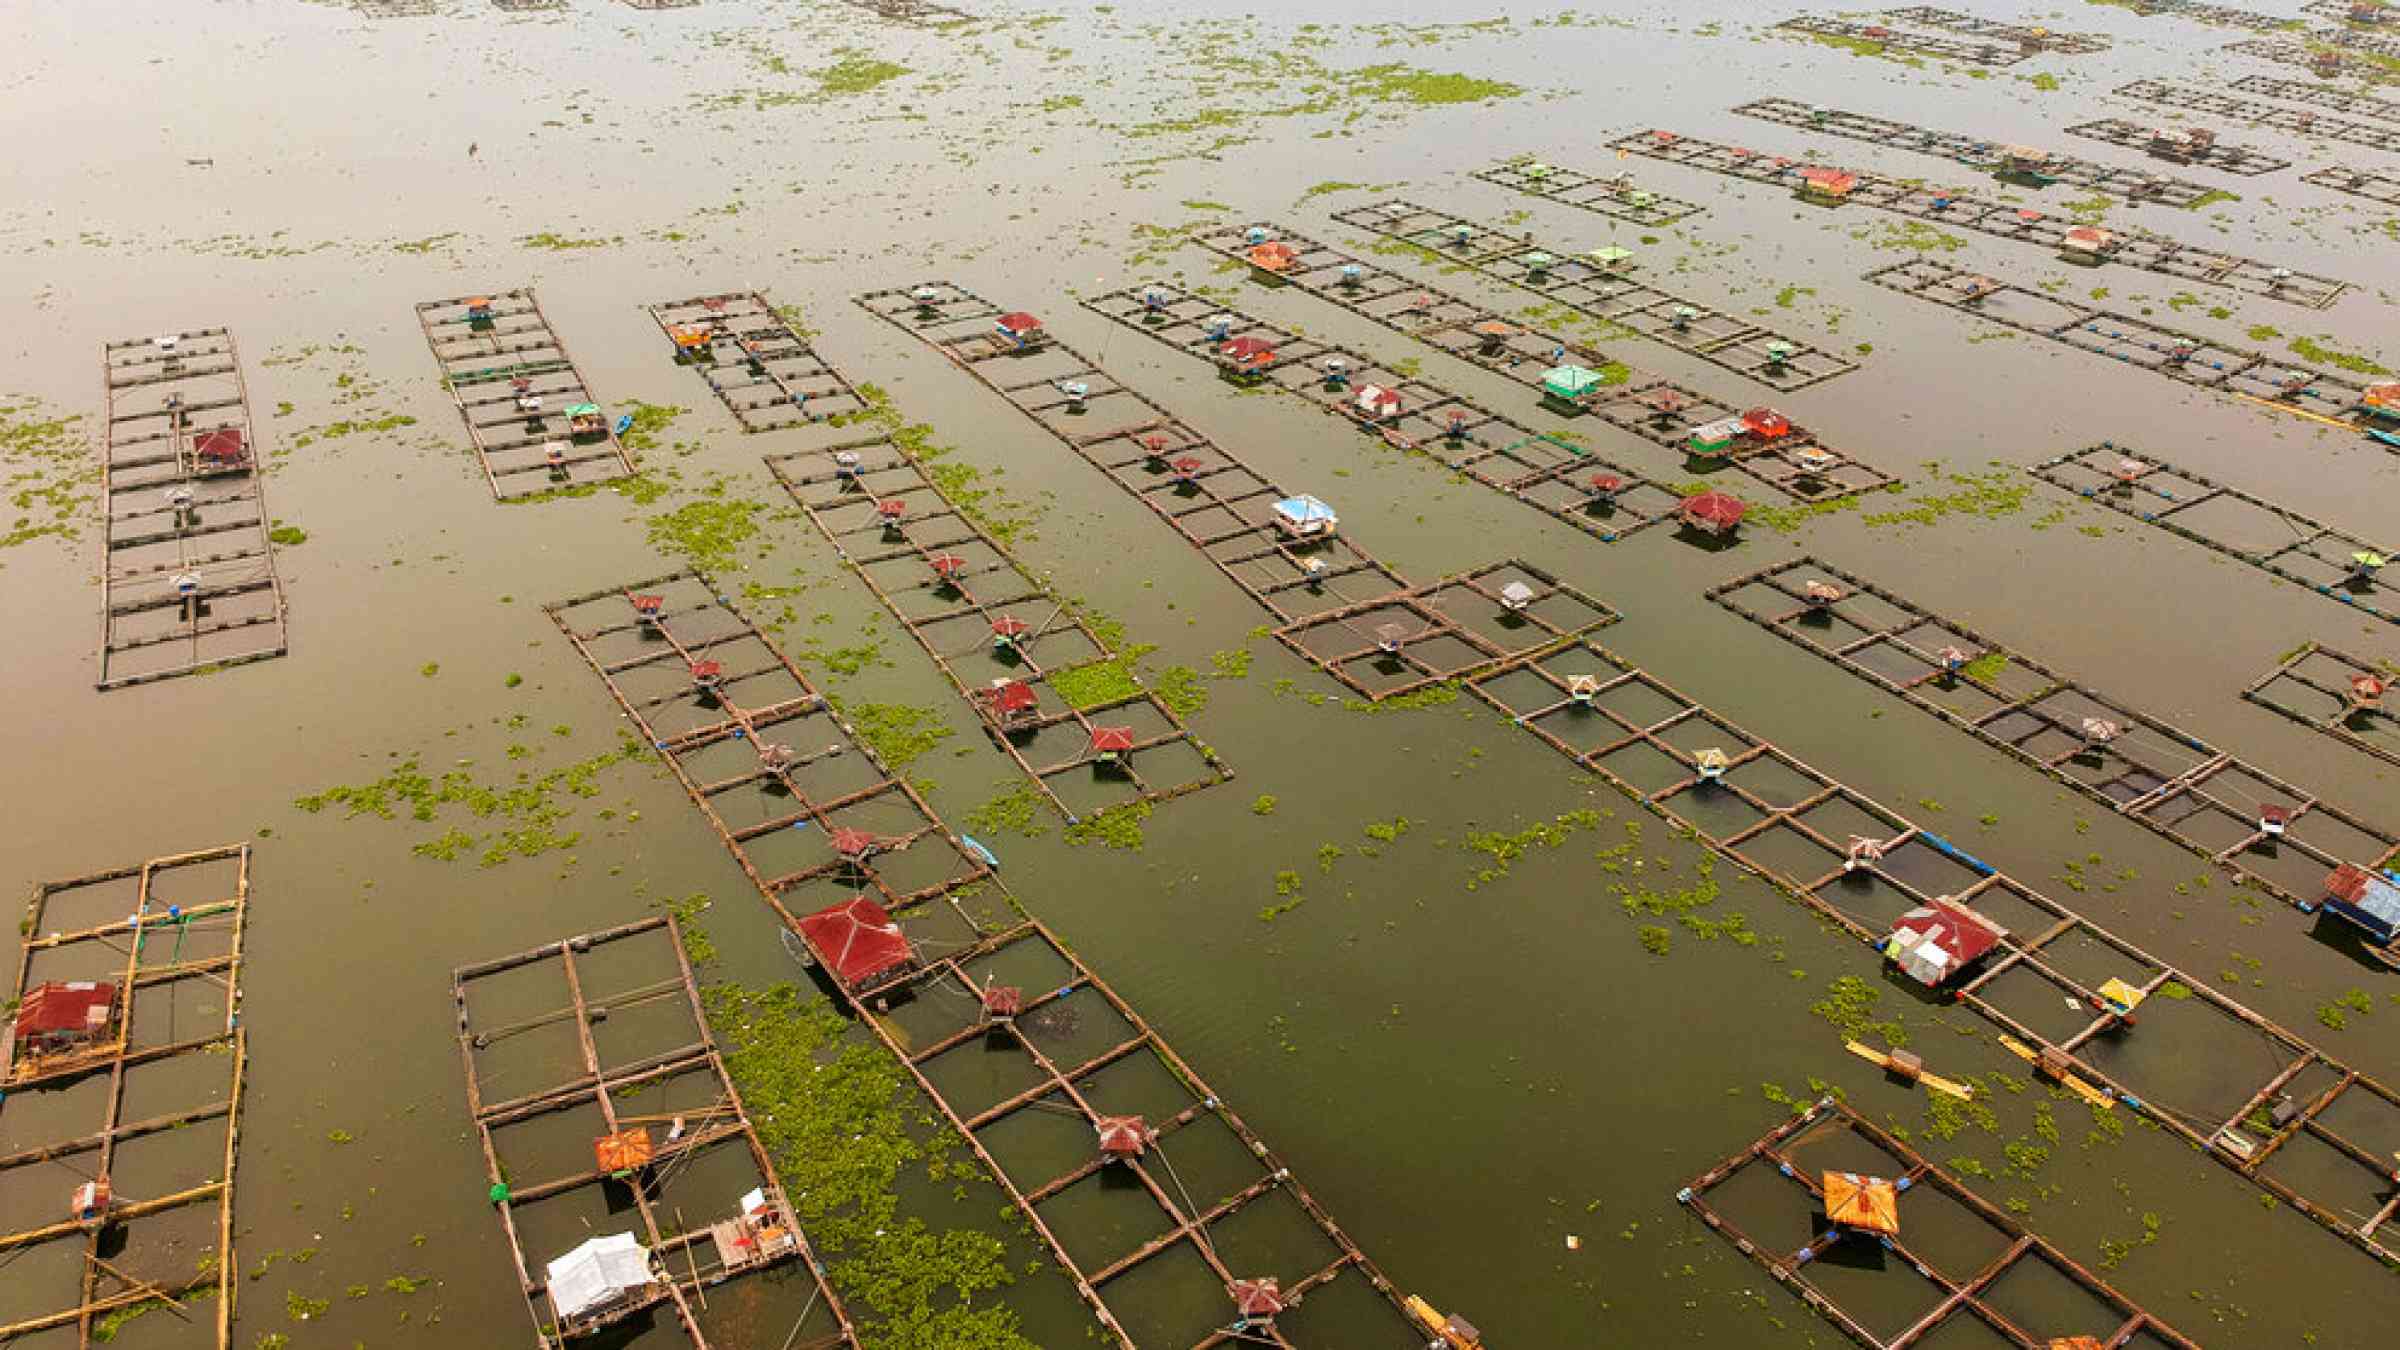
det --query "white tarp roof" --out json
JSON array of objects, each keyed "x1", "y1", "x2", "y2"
[{"x1": 547, "y1": 1232, "x2": 651, "y2": 1319}]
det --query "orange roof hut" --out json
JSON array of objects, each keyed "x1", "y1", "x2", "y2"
[{"x1": 1822, "y1": 1171, "x2": 1902, "y2": 1236}]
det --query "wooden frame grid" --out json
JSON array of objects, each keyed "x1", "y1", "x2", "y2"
[
  {"x1": 1863, "y1": 258, "x2": 2381, "y2": 425},
  {"x1": 1176, "y1": 223, "x2": 1895, "y2": 503},
  {"x1": 495, "y1": 0, "x2": 567, "y2": 11},
  {"x1": 2303, "y1": 164, "x2": 2400, "y2": 205},
  {"x1": 1266, "y1": 559, "x2": 1620, "y2": 703},
  {"x1": 2222, "y1": 36, "x2": 2386, "y2": 76},
  {"x1": 1885, "y1": 5, "x2": 2112, "y2": 52},
  {"x1": 1470, "y1": 154, "x2": 1704, "y2": 226},
  {"x1": 2116, "y1": 0, "x2": 2300, "y2": 29},
  {"x1": 1733, "y1": 96, "x2": 2226, "y2": 204},
  {"x1": 839, "y1": 0, "x2": 970, "y2": 18},
  {"x1": 416, "y1": 289, "x2": 638, "y2": 500},
  {"x1": 1708, "y1": 557, "x2": 2400, "y2": 921},
  {"x1": 2114, "y1": 79, "x2": 2400, "y2": 152},
  {"x1": 98, "y1": 328, "x2": 289, "y2": 689},
  {"x1": 1775, "y1": 14, "x2": 2041, "y2": 66},
  {"x1": 765, "y1": 433, "x2": 1233, "y2": 820},
  {"x1": 358, "y1": 0, "x2": 438, "y2": 14},
  {"x1": 1329, "y1": 199, "x2": 1858, "y2": 390},
  {"x1": 1677, "y1": 1099, "x2": 2201, "y2": 1350},
  {"x1": 1470, "y1": 639, "x2": 2400, "y2": 1265},
  {"x1": 0, "y1": 844, "x2": 250, "y2": 1347},
  {"x1": 453, "y1": 916, "x2": 856, "y2": 1350},
  {"x1": 853, "y1": 918, "x2": 1431, "y2": 1349},
  {"x1": 544, "y1": 570, "x2": 996, "y2": 970},
  {"x1": 2027, "y1": 442, "x2": 2398, "y2": 628},
  {"x1": 645, "y1": 291, "x2": 869, "y2": 432},
  {"x1": 2061, "y1": 117, "x2": 2292, "y2": 175},
  {"x1": 2243, "y1": 641, "x2": 2400, "y2": 768},
  {"x1": 2232, "y1": 73, "x2": 2400, "y2": 123},
  {"x1": 620, "y1": 0, "x2": 700, "y2": 9},
  {"x1": 1614, "y1": 129, "x2": 2341, "y2": 307}
]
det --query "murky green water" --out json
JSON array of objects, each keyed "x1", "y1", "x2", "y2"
[{"x1": 5, "y1": 0, "x2": 2399, "y2": 1346}]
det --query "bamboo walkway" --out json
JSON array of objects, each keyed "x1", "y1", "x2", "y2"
[
  {"x1": 1776, "y1": 14, "x2": 2041, "y2": 66},
  {"x1": 0, "y1": 845, "x2": 251, "y2": 1348},
  {"x1": 2061, "y1": 117, "x2": 2292, "y2": 175},
  {"x1": 1708, "y1": 557, "x2": 2400, "y2": 923},
  {"x1": 1615, "y1": 129, "x2": 2342, "y2": 307},
  {"x1": 2304, "y1": 163, "x2": 2400, "y2": 204},
  {"x1": 2027, "y1": 443, "x2": 2398, "y2": 628},
  {"x1": 1085, "y1": 278, "x2": 1893, "y2": 521},
  {"x1": 1471, "y1": 154, "x2": 1704, "y2": 226},
  {"x1": 1179, "y1": 219, "x2": 1893, "y2": 501},
  {"x1": 454, "y1": 916, "x2": 857, "y2": 1350},
  {"x1": 2114, "y1": 79, "x2": 2400, "y2": 152},
  {"x1": 646, "y1": 290, "x2": 870, "y2": 432},
  {"x1": 1862, "y1": 257, "x2": 2382, "y2": 427},
  {"x1": 765, "y1": 433, "x2": 1233, "y2": 821},
  {"x1": 541, "y1": 572, "x2": 1451, "y2": 1346},
  {"x1": 98, "y1": 329, "x2": 290, "y2": 689},
  {"x1": 2233, "y1": 73, "x2": 2400, "y2": 123},
  {"x1": 1327, "y1": 199, "x2": 1860, "y2": 390},
  {"x1": 1679, "y1": 1099, "x2": 2202, "y2": 1350},
  {"x1": 1464, "y1": 635, "x2": 2400, "y2": 1264},
  {"x1": 416, "y1": 288, "x2": 638, "y2": 499},
  {"x1": 2244, "y1": 642, "x2": 2400, "y2": 769}
]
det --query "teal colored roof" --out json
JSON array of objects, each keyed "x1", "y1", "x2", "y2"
[{"x1": 1542, "y1": 365, "x2": 1602, "y2": 397}]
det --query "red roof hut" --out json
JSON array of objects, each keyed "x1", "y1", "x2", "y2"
[
  {"x1": 1247, "y1": 241, "x2": 1300, "y2": 273},
  {"x1": 795, "y1": 896, "x2": 915, "y2": 992},
  {"x1": 194, "y1": 427, "x2": 248, "y2": 470},
  {"x1": 1884, "y1": 900, "x2": 2004, "y2": 988},
  {"x1": 978, "y1": 678, "x2": 1040, "y2": 724},
  {"x1": 981, "y1": 985, "x2": 1024, "y2": 1022},
  {"x1": 1679, "y1": 490, "x2": 1747, "y2": 536},
  {"x1": 1823, "y1": 1171, "x2": 1901, "y2": 1236},
  {"x1": 1095, "y1": 1115, "x2": 1150, "y2": 1161},
  {"x1": 12, "y1": 982, "x2": 118, "y2": 1060},
  {"x1": 1220, "y1": 336, "x2": 1278, "y2": 375},
  {"x1": 1230, "y1": 1278, "x2": 1286, "y2": 1323},
  {"x1": 996, "y1": 312, "x2": 1044, "y2": 342}
]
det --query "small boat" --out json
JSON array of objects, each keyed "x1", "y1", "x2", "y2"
[
  {"x1": 2367, "y1": 428, "x2": 2400, "y2": 449},
  {"x1": 614, "y1": 413, "x2": 634, "y2": 436},
  {"x1": 957, "y1": 835, "x2": 1000, "y2": 869}
]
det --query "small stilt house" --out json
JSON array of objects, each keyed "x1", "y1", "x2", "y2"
[
  {"x1": 546, "y1": 1233, "x2": 655, "y2": 1333},
  {"x1": 1884, "y1": 900, "x2": 2005, "y2": 988},
  {"x1": 795, "y1": 896, "x2": 916, "y2": 993}
]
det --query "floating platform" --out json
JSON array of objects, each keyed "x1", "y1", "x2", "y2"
[
  {"x1": 1863, "y1": 257, "x2": 2379, "y2": 426},
  {"x1": 454, "y1": 916, "x2": 857, "y2": 1350},
  {"x1": 495, "y1": 1, "x2": 567, "y2": 11},
  {"x1": 2115, "y1": 79, "x2": 2400, "y2": 152},
  {"x1": 1709, "y1": 556, "x2": 2400, "y2": 914},
  {"x1": 546, "y1": 570, "x2": 998, "y2": 944},
  {"x1": 416, "y1": 289, "x2": 639, "y2": 500},
  {"x1": 1734, "y1": 96, "x2": 2231, "y2": 205},
  {"x1": 840, "y1": 0, "x2": 971, "y2": 18},
  {"x1": 1471, "y1": 154, "x2": 1704, "y2": 226},
  {"x1": 1181, "y1": 219, "x2": 1884, "y2": 494},
  {"x1": 766, "y1": 433, "x2": 1233, "y2": 820},
  {"x1": 1775, "y1": 14, "x2": 2041, "y2": 66},
  {"x1": 620, "y1": 0, "x2": 701, "y2": 9},
  {"x1": 1329, "y1": 199, "x2": 1858, "y2": 390},
  {"x1": 0, "y1": 845, "x2": 251, "y2": 1348},
  {"x1": 1475, "y1": 632, "x2": 2400, "y2": 1261},
  {"x1": 358, "y1": 0, "x2": 437, "y2": 15},
  {"x1": 647, "y1": 290, "x2": 868, "y2": 432},
  {"x1": 2222, "y1": 35, "x2": 2385, "y2": 76},
  {"x1": 2303, "y1": 164, "x2": 2400, "y2": 204},
  {"x1": 1886, "y1": 4, "x2": 2112, "y2": 52},
  {"x1": 2235, "y1": 72, "x2": 2400, "y2": 122},
  {"x1": 2118, "y1": 0, "x2": 2303, "y2": 29},
  {"x1": 99, "y1": 328, "x2": 289, "y2": 689},
  {"x1": 1087, "y1": 277, "x2": 1892, "y2": 517},
  {"x1": 1617, "y1": 129, "x2": 2342, "y2": 307},
  {"x1": 1679, "y1": 1099, "x2": 2202, "y2": 1350},
  {"x1": 2028, "y1": 443, "x2": 2399, "y2": 628},
  {"x1": 2305, "y1": 0, "x2": 2396, "y2": 18},
  {"x1": 2326, "y1": 24, "x2": 2400, "y2": 58},
  {"x1": 2060, "y1": 117, "x2": 2292, "y2": 175},
  {"x1": 2245, "y1": 642, "x2": 2400, "y2": 769}
]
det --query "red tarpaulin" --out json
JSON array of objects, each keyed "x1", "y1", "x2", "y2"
[
  {"x1": 13, "y1": 982, "x2": 115, "y2": 1039},
  {"x1": 796, "y1": 896, "x2": 913, "y2": 989},
  {"x1": 1090, "y1": 726, "x2": 1136, "y2": 753},
  {"x1": 997, "y1": 312, "x2": 1042, "y2": 336}
]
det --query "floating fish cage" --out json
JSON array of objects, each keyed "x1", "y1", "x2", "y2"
[
  {"x1": 2115, "y1": 79, "x2": 2400, "y2": 153},
  {"x1": 1886, "y1": 4, "x2": 2113, "y2": 53},
  {"x1": 2118, "y1": 0, "x2": 2303, "y2": 30},
  {"x1": 1679, "y1": 1098, "x2": 2202, "y2": 1350},
  {"x1": 0, "y1": 845, "x2": 252, "y2": 1348},
  {"x1": 357, "y1": 0, "x2": 438, "y2": 16},
  {"x1": 1775, "y1": 13, "x2": 2043, "y2": 66},
  {"x1": 99, "y1": 328, "x2": 289, "y2": 689},
  {"x1": 1707, "y1": 557, "x2": 2400, "y2": 914},
  {"x1": 1863, "y1": 258, "x2": 2375, "y2": 419},
  {"x1": 766, "y1": 433, "x2": 1232, "y2": 820},
  {"x1": 1471, "y1": 154, "x2": 1704, "y2": 227},
  {"x1": 2302, "y1": 164, "x2": 2400, "y2": 206},
  {"x1": 840, "y1": 0, "x2": 972, "y2": 19},
  {"x1": 545, "y1": 570, "x2": 999, "y2": 937},
  {"x1": 2244, "y1": 641, "x2": 2400, "y2": 768},
  {"x1": 453, "y1": 915, "x2": 858, "y2": 1350},
  {"x1": 2061, "y1": 117, "x2": 2291, "y2": 175},
  {"x1": 1266, "y1": 560, "x2": 1621, "y2": 703},
  {"x1": 1613, "y1": 128, "x2": 2343, "y2": 307},
  {"x1": 1328, "y1": 199, "x2": 1858, "y2": 391},
  {"x1": 416, "y1": 288, "x2": 638, "y2": 499},
  {"x1": 2027, "y1": 444, "x2": 2399, "y2": 627},
  {"x1": 646, "y1": 290, "x2": 869, "y2": 431},
  {"x1": 2234, "y1": 71, "x2": 2400, "y2": 120}
]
